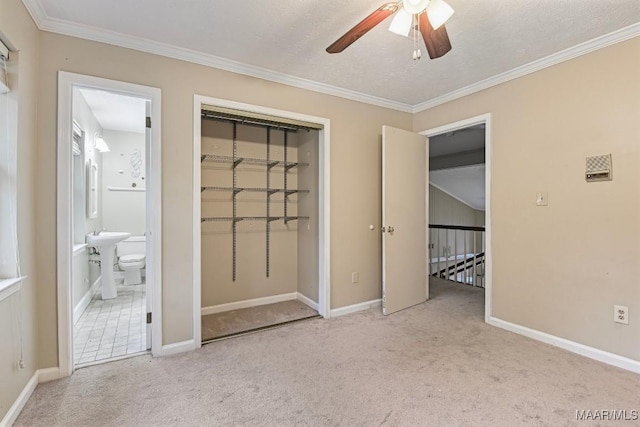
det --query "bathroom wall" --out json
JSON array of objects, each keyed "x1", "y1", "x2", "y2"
[
  {"x1": 71, "y1": 89, "x2": 104, "y2": 311},
  {"x1": 72, "y1": 88, "x2": 103, "y2": 235},
  {"x1": 101, "y1": 130, "x2": 146, "y2": 235},
  {"x1": 71, "y1": 248, "x2": 91, "y2": 319}
]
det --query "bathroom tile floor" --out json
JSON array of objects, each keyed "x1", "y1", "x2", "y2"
[{"x1": 74, "y1": 283, "x2": 147, "y2": 366}]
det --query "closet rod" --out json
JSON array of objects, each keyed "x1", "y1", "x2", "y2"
[{"x1": 201, "y1": 111, "x2": 313, "y2": 132}]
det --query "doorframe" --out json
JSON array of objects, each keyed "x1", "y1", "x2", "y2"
[
  {"x1": 419, "y1": 113, "x2": 493, "y2": 322},
  {"x1": 192, "y1": 95, "x2": 332, "y2": 349},
  {"x1": 57, "y1": 72, "x2": 163, "y2": 377}
]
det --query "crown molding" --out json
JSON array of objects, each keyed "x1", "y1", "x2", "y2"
[
  {"x1": 21, "y1": 0, "x2": 47, "y2": 28},
  {"x1": 21, "y1": 0, "x2": 640, "y2": 114},
  {"x1": 412, "y1": 22, "x2": 640, "y2": 113},
  {"x1": 24, "y1": 5, "x2": 413, "y2": 113}
]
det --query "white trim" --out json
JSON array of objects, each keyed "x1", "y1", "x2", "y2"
[
  {"x1": 36, "y1": 367, "x2": 62, "y2": 383},
  {"x1": 413, "y1": 23, "x2": 640, "y2": 112},
  {"x1": 0, "y1": 372, "x2": 37, "y2": 427},
  {"x1": 428, "y1": 180, "x2": 478, "y2": 211},
  {"x1": 161, "y1": 340, "x2": 196, "y2": 357},
  {"x1": 201, "y1": 292, "x2": 298, "y2": 316},
  {"x1": 57, "y1": 72, "x2": 163, "y2": 380},
  {"x1": 0, "y1": 276, "x2": 26, "y2": 302},
  {"x1": 297, "y1": 292, "x2": 319, "y2": 311},
  {"x1": 19, "y1": 0, "x2": 47, "y2": 28},
  {"x1": 488, "y1": 317, "x2": 640, "y2": 374},
  {"x1": 192, "y1": 97, "x2": 202, "y2": 350},
  {"x1": 73, "y1": 276, "x2": 100, "y2": 325},
  {"x1": 193, "y1": 95, "x2": 332, "y2": 349},
  {"x1": 421, "y1": 113, "x2": 493, "y2": 322},
  {"x1": 331, "y1": 299, "x2": 381, "y2": 317},
  {"x1": 0, "y1": 367, "x2": 62, "y2": 427},
  {"x1": 21, "y1": 1, "x2": 640, "y2": 114}
]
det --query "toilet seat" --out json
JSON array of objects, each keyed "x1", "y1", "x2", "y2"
[{"x1": 119, "y1": 254, "x2": 145, "y2": 264}]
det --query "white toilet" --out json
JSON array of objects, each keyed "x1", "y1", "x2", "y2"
[{"x1": 116, "y1": 236, "x2": 146, "y2": 285}]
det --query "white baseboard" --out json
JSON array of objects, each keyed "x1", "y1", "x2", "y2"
[
  {"x1": 201, "y1": 292, "x2": 298, "y2": 316},
  {"x1": 37, "y1": 367, "x2": 61, "y2": 383},
  {"x1": 297, "y1": 292, "x2": 319, "y2": 311},
  {"x1": 0, "y1": 372, "x2": 37, "y2": 427},
  {"x1": 161, "y1": 339, "x2": 195, "y2": 356},
  {"x1": 73, "y1": 277, "x2": 100, "y2": 325},
  {"x1": 330, "y1": 299, "x2": 381, "y2": 318},
  {"x1": 488, "y1": 317, "x2": 640, "y2": 374},
  {"x1": 0, "y1": 367, "x2": 62, "y2": 427}
]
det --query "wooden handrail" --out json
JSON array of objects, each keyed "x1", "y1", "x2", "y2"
[{"x1": 429, "y1": 224, "x2": 485, "y2": 232}]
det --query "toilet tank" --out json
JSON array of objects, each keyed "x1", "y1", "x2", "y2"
[{"x1": 116, "y1": 235, "x2": 146, "y2": 257}]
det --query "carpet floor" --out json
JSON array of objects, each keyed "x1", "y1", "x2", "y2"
[
  {"x1": 201, "y1": 299, "x2": 319, "y2": 342},
  {"x1": 15, "y1": 278, "x2": 640, "y2": 426}
]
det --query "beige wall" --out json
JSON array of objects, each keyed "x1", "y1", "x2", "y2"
[
  {"x1": 415, "y1": 38, "x2": 640, "y2": 361},
  {"x1": 429, "y1": 184, "x2": 478, "y2": 227},
  {"x1": 297, "y1": 129, "x2": 320, "y2": 302},
  {"x1": 0, "y1": 0, "x2": 40, "y2": 420},
  {"x1": 35, "y1": 32, "x2": 412, "y2": 365}
]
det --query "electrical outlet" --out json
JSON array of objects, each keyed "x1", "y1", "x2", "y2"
[
  {"x1": 351, "y1": 272, "x2": 359, "y2": 284},
  {"x1": 614, "y1": 305, "x2": 629, "y2": 325}
]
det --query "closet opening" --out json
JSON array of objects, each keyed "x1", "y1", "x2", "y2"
[{"x1": 195, "y1": 101, "x2": 329, "y2": 344}]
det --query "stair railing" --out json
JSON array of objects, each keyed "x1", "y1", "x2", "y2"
[{"x1": 429, "y1": 224, "x2": 485, "y2": 287}]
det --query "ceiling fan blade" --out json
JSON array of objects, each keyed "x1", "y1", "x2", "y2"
[
  {"x1": 418, "y1": 12, "x2": 452, "y2": 59},
  {"x1": 326, "y1": 2, "x2": 399, "y2": 54}
]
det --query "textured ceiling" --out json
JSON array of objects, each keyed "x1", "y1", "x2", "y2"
[{"x1": 26, "y1": 0, "x2": 640, "y2": 107}]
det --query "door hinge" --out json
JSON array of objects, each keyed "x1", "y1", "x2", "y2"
[
  {"x1": 146, "y1": 117, "x2": 151, "y2": 128},
  {"x1": 146, "y1": 312, "x2": 152, "y2": 324}
]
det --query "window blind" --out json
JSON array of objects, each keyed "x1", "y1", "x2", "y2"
[{"x1": 0, "y1": 39, "x2": 9, "y2": 94}]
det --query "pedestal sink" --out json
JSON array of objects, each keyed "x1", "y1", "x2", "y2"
[{"x1": 86, "y1": 231, "x2": 131, "y2": 299}]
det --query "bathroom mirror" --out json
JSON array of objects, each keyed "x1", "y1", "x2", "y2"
[{"x1": 87, "y1": 158, "x2": 98, "y2": 219}]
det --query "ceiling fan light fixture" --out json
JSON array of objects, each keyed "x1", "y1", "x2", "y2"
[
  {"x1": 403, "y1": 0, "x2": 430, "y2": 14},
  {"x1": 426, "y1": 0, "x2": 454, "y2": 30},
  {"x1": 388, "y1": 8, "x2": 413, "y2": 37}
]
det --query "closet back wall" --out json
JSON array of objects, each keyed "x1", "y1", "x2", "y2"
[{"x1": 201, "y1": 121, "x2": 301, "y2": 306}]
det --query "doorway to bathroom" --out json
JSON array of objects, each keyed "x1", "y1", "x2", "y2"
[{"x1": 57, "y1": 72, "x2": 162, "y2": 377}]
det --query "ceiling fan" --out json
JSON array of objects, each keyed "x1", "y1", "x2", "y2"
[{"x1": 326, "y1": 0, "x2": 454, "y2": 60}]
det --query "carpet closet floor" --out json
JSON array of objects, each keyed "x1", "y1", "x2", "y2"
[
  {"x1": 16, "y1": 278, "x2": 640, "y2": 426},
  {"x1": 201, "y1": 299, "x2": 319, "y2": 342}
]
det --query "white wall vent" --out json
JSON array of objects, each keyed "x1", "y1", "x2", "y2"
[{"x1": 585, "y1": 154, "x2": 612, "y2": 182}]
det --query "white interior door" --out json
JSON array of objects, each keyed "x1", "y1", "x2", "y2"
[{"x1": 382, "y1": 125, "x2": 428, "y2": 315}]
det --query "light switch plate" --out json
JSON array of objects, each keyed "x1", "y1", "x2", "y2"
[{"x1": 536, "y1": 191, "x2": 548, "y2": 206}]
